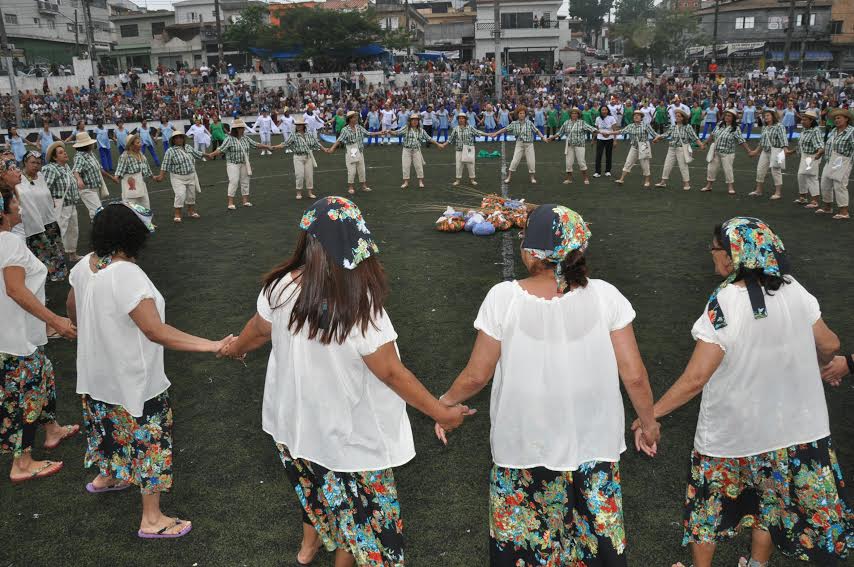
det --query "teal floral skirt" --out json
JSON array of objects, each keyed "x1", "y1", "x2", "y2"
[
  {"x1": 26, "y1": 222, "x2": 67, "y2": 282},
  {"x1": 82, "y1": 391, "x2": 173, "y2": 494},
  {"x1": 490, "y1": 462, "x2": 628, "y2": 566},
  {"x1": 0, "y1": 348, "x2": 57, "y2": 457},
  {"x1": 682, "y1": 437, "x2": 854, "y2": 562},
  {"x1": 276, "y1": 443, "x2": 405, "y2": 566}
]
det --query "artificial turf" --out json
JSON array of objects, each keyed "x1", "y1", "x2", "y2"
[{"x1": 2, "y1": 138, "x2": 853, "y2": 567}]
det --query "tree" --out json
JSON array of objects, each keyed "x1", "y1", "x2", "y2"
[
  {"x1": 613, "y1": 5, "x2": 703, "y2": 64},
  {"x1": 569, "y1": 0, "x2": 613, "y2": 46},
  {"x1": 223, "y1": 5, "x2": 275, "y2": 52},
  {"x1": 614, "y1": 0, "x2": 654, "y2": 25}
]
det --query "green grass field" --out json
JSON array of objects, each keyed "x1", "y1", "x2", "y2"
[{"x1": 2, "y1": 139, "x2": 853, "y2": 567}]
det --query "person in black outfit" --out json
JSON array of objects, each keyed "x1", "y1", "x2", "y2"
[{"x1": 593, "y1": 106, "x2": 617, "y2": 177}]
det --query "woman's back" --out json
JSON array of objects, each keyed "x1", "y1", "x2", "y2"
[{"x1": 476, "y1": 278, "x2": 635, "y2": 470}]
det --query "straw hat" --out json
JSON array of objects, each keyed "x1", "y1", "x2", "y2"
[
  {"x1": 632, "y1": 109, "x2": 644, "y2": 117},
  {"x1": 293, "y1": 115, "x2": 306, "y2": 126},
  {"x1": 829, "y1": 107, "x2": 854, "y2": 123},
  {"x1": 170, "y1": 130, "x2": 186, "y2": 141},
  {"x1": 231, "y1": 118, "x2": 248, "y2": 130},
  {"x1": 46, "y1": 141, "x2": 64, "y2": 162},
  {"x1": 456, "y1": 113, "x2": 468, "y2": 122},
  {"x1": 722, "y1": 108, "x2": 740, "y2": 119},
  {"x1": 346, "y1": 110, "x2": 359, "y2": 121},
  {"x1": 72, "y1": 132, "x2": 98, "y2": 148},
  {"x1": 800, "y1": 110, "x2": 819, "y2": 123},
  {"x1": 408, "y1": 113, "x2": 421, "y2": 122},
  {"x1": 674, "y1": 107, "x2": 691, "y2": 120},
  {"x1": 570, "y1": 107, "x2": 583, "y2": 117},
  {"x1": 125, "y1": 134, "x2": 139, "y2": 149}
]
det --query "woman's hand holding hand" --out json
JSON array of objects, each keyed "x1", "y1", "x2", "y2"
[
  {"x1": 820, "y1": 356, "x2": 850, "y2": 387},
  {"x1": 434, "y1": 398, "x2": 477, "y2": 446},
  {"x1": 53, "y1": 316, "x2": 77, "y2": 340},
  {"x1": 212, "y1": 334, "x2": 235, "y2": 356},
  {"x1": 631, "y1": 418, "x2": 660, "y2": 457}
]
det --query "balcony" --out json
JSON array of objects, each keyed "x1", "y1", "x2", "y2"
[
  {"x1": 475, "y1": 20, "x2": 560, "y2": 41},
  {"x1": 37, "y1": 0, "x2": 60, "y2": 14},
  {"x1": 476, "y1": 20, "x2": 560, "y2": 31}
]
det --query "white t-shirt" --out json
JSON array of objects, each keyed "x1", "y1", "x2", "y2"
[
  {"x1": 596, "y1": 115, "x2": 618, "y2": 140},
  {"x1": 0, "y1": 231, "x2": 47, "y2": 355},
  {"x1": 258, "y1": 273, "x2": 415, "y2": 472},
  {"x1": 475, "y1": 279, "x2": 636, "y2": 471},
  {"x1": 690, "y1": 277, "x2": 829, "y2": 458},
  {"x1": 380, "y1": 109, "x2": 396, "y2": 126},
  {"x1": 71, "y1": 256, "x2": 170, "y2": 417},
  {"x1": 16, "y1": 175, "x2": 56, "y2": 237}
]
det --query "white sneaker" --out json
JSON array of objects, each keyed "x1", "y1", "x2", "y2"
[
  {"x1": 593, "y1": 173, "x2": 601, "y2": 178},
  {"x1": 605, "y1": 172, "x2": 611, "y2": 177}
]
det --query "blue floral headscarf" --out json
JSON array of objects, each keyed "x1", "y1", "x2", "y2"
[
  {"x1": 522, "y1": 204, "x2": 590, "y2": 293},
  {"x1": 95, "y1": 200, "x2": 156, "y2": 233},
  {"x1": 300, "y1": 196, "x2": 379, "y2": 269},
  {"x1": 707, "y1": 216, "x2": 787, "y2": 330}
]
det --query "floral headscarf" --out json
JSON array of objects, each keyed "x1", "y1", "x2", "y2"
[
  {"x1": 0, "y1": 159, "x2": 17, "y2": 174},
  {"x1": 707, "y1": 216, "x2": 787, "y2": 330},
  {"x1": 522, "y1": 204, "x2": 590, "y2": 292},
  {"x1": 300, "y1": 196, "x2": 379, "y2": 269},
  {"x1": 95, "y1": 200, "x2": 156, "y2": 233}
]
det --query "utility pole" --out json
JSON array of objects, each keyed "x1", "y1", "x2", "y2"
[
  {"x1": 214, "y1": 0, "x2": 224, "y2": 68},
  {"x1": 404, "y1": 0, "x2": 411, "y2": 59},
  {"x1": 798, "y1": 0, "x2": 813, "y2": 75},
  {"x1": 493, "y1": 0, "x2": 501, "y2": 101},
  {"x1": 783, "y1": 0, "x2": 797, "y2": 68},
  {"x1": 74, "y1": 9, "x2": 80, "y2": 58},
  {"x1": 711, "y1": 0, "x2": 719, "y2": 68},
  {"x1": 0, "y1": 7, "x2": 22, "y2": 128},
  {"x1": 83, "y1": 0, "x2": 98, "y2": 82}
]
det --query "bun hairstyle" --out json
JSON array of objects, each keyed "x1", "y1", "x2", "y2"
[{"x1": 559, "y1": 249, "x2": 589, "y2": 289}]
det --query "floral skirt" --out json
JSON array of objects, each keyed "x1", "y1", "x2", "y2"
[
  {"x1": 490, "y1": 462, "x2": 628, "y2": 567},
  {"x1": 26, "y1": 222, "x2": 67, "y2": 282},
  {"x1": 276, "y1": 443, "x2": 405, "y2": 566},
  {"x1": 0, "y1": 348, "x2": 57, "y2": 457},
  {"x1": 682, "y1": 437, "x2": 854, "y2": 562},
  {"x1": 82, "y1": 391, "x2": 173, "y2": 494}
]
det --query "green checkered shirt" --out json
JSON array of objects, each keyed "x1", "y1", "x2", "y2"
[
  {"x1": 336, "y1": 125, "x2": 370, "y2": 150},
  {"x1": 72, "y1": 152, "x2": 104, "y2": 190},
  {"x1": 388, "y1": 126, "x2": 431, "y2": 149},
  {"x1": 161, "y1": 146, "x2": 204, "y2": 175},
  {"x1": 447, "y1": 125, "x2": 487, "y2": 151},
  {"x1": 711, "y1": 124, "x2": 746, "y2": 154},
  {"x1": 797, "y1": 128, "x2": 824, "y2": 155},
  {"x1": 825, "y1": 126, "x2": 854, "y2": 159},
  {"x1": 663, "y1": 124, "x2": 700, "y2": 148},
  {"x1": 506, "y1": 119, "x2": 537, "y2": 143},
  {"x1": 218, "y1": 135, "x2": 258, "y2": 165},
  {"x1": 618, "y1": 122, "x2": 658, "y2": 148},
  {"x1": 42, "y1": 162, "x2": 79, "y2": 205},
  {"x1": 115, "y1": 153, "x2": 154, "y2": 178},
  {"x1": 555, "y1": 120, "x2": 597, "y2": 147},
  {"x1": 284, "y1": 132, "x2": 322, "y2": 155},
  {"x1": 759, "y1": 123, "x2": 788, "y2": 151}
]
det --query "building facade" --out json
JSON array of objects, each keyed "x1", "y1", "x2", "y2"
[
  {"x1": 414, "y1": 1, "x2": 476, "y2": 60},
  {"x1": 109, "y1": 10, "x2": 175, "y2": 71},
  {"x1": 831, "y1": 0, "x2": 854, "y2": 71},
  {"x1": 375, "y1": 0, "x2": 428, "y2": 51},
  {"x1": 474, "y1": 0, "x2": 570, "y2": 69}
]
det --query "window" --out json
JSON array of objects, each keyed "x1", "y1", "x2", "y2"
[
  {"x1": 211, "y1": 9, "x2": 217, "y2": 17},
  {"x1": 33, "y1": 17, "x2": 41, "y2": 26},
  {"x1": 501, "y1": 12, "x2": 535, "y2": 29},
  {"x1": 767, "y1": 16, "x2": 787, "y2": 30},
  {"x1": 830, "y1": 20, "x2": 842, "y2": 34},
  {"x1": 4, "y1": 13, "x2": 18, "y2": 24},
  {"x1": 66, "y1": 22, "x2": 74, "y2": 31},
  {"x1": 151, "y1": 21, "x2": 165, "y2": 36},
  {"x1": 735, "y1": 16, "x2": 754, "y2": 30},
  {"x1": 120, "y1": 24, "x2": 139, "y2": 37},
  {"x1": 47, "y1": 19, "x2": 55, "y2": 29},
  {"x1": 795, "y1": 14, "x2": 816, "y2": 26}
]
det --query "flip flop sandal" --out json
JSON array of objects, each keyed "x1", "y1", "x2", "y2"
[
  {"x1": 683, "y1": 186, "x2": 691, "y2": 191},
  {"x1": 188, "y1": 213, "x2": 201, "y2": 219},
  {"x1": 793, "y1": 198, "x2": 808, "y2": 204},
  {"x1": 307, "y1": 193, "x2": 317, "y2": 199},
  {"x1": 11, "y1": 460, "x2": 63, "y2": 485},
  {"x1": 44, "y1": 424, "x2": 80, "y2": 449},
  {"x1": 748, "y1": 191, "x2": 762, "y2": 197},
  {"x1": 614, "y1": 179, "x2": 624, "y2": 185},
  {"x1": 804, "y1": 202, "x2": 819, "y2": 209},
  {"x1": 347, "y1": 188, "x2": 356, "y2": 195},
  {"x1": 815, "y1": 208, "x2": 831, "y2": 214},
  {"x1": 243, "y1": 202, "x2": 253, "y2": 207},
  {"x1": 833, "y1": 214, "x2": 850, "y2": 220},
  {"x1": 769, "y1": 195, "x2": 782, "y2": 200},
  {"x1": 227, "y1": 204, "x2": 236, "y2": 210},
  {"x1": 173, "y1": 217, "x2": 182, "y2": 223},
  {"x1": 138, "y1": 518, "x2": 192, "y2": 539},
  {"x1": 471, "y1": 180, "x2": 478, "y2": 185},
  {"x1": 362, "y1": 187, "x2": 372, "y2": 192},
  {"x1": 654, "y1": 182, "x2": 667, "y2": 188},
  {"x1": 296, "y1": 194, "x2": 303, "y2": 200},
  {"x1": 86, "y1": 480, "x2": 132, "y2": 493}
]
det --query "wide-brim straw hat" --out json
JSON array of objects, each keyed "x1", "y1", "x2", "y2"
[
  {"x1": 456, "y1": 113, "x2": 468, "y2": 122},
  {"x1": 293, "y1": 116, "x2": 306, "y2": 126},
  {"x1": 632, "y1": 109, "x2": 644, "y2": 117},
  {"x1": 231, "y1": 118, "x2": 248, "y2": 130},
  {"x1": 73, "y1": 132, "x2": 98, "y2": 148},
  {"x1": 170, "y1": 130, "x2": 186, "y2": 141},
  {"x1": 346, "y1": 110, "x2": 359, "y2": 121},
  {"x1": 674, "y1": 107, "x2": 691, "y2": 120},
  {"x1": 408, "y1": 114, "x2": 421, "y2": 122},
  {"x1": 570, "y1": 107, "x2": 583, "y2": 117},
  {"x1": 125, "y1": 134, "x2": 139, "y2": 148},
  {"x1": 722, "y1": 108, "x2": 740, "y2": 119},
  {"x1": 801, "y1": 110, "x2": 819, "y2": 123},
  {"x1": 46, "y1": 141, "x2": 64, "y2": 162},
  {"x1": 830, "y1": 108, "x2": 854, "y2": 123}
]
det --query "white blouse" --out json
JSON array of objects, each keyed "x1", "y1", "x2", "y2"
[
  {"x1": 691, "y1": 277, "x2": 830, "y2": 458},
  {"x1": 71, "y1": 256, "x2": 170, "y2": 417},
  {"x1": 16, "y1": 174, "x2": 56, "y2": 238},
  {"x1": 0, "y1": 231, "x2": 48, "y2": 356},
  {"x1": 475, "y1": 279, "x2": 636, "y2": 471},
  {"x1": 258, "y1": 273, "x2": 414, "y2": 472},
  {"x1": 596, "y1": 115, "x2": 618, "y2": 140}
]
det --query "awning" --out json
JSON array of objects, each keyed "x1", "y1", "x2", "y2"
[
  {"x1": 724, "y1": 42, "x2": 765, "y2": 58},
  {"x1": 768, "y1": 50, "x2": 833, "y2": 62}
]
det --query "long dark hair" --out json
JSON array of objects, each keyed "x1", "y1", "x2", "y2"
[
  {"x1": 262, "y1": 232, "x2": 389, "y2": 345},
  {"x1": 714, "y1": 224, "x2": 790, "y2": 294}
]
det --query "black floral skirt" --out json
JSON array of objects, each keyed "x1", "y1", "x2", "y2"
[
  {"x1": 276, "y1": 443, "x2": 405, "y2": 566},
  {"x1": 489, "y1": 462, "x2": 628, "y2": 566},
  {"x1": 0, "y1": 348, "x2": 56, "y2": 457},
  {"x1": 26, "y1": 222, "x2": 67, "y2": 282},
  {"x1": 682, "y1": 437, "x2": 854, "y2": 562},
  {"x1": 82, "y1": 391, "x2": 173, "y2": 494}
]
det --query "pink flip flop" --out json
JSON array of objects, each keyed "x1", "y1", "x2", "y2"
[
  {"x1": 44, "y1": 424, "x2": 80, "y2": 449},
  {"x1": 86, "y1": 481, "x2": 132, "y2": 494},
  {"x1": 138, "y1": 519, "x2": 193, "y2": 539}
]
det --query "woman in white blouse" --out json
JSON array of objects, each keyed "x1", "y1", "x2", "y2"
[
  {"x1": 66, "y1": 202, "x2": 231, "y2": 539},
  {"x1": 0, "y1": 173, "x2": 78, "y2": 485},
  {"x1": 653, "y1": 217, "x2": 851, "y2": 567},
  {"x1": 222, "y1": 196, "x2": 471, "y2": 566},
  {"x1": 438, "y1": 204, "x2": 659, "y2": 566}
]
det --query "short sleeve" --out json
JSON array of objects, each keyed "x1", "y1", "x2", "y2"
[
  {"x1": 256, "y1": 289, "x2": 273, "y2": 322},
  {"x1": 0, "y1": 235, "x2": 32, "y2": 270},
  {"x1": 112, "y1": 263, "x2": 157, "y2": 315},
  {"x1": 598, "y1": 281, "x2": 636, "y2": 331},
  {"x1": 691, "y1": 307, "x2": 726, "y2": 351},
  {"x1": 474, "y1": 282, "x2": 511, "y2": 341},
  {"x1": 352, "y1": 308, "x2": 399, "y2": 357},
  {"x1": 792, "y1": 279, "x2": 821, "y2": 324}
]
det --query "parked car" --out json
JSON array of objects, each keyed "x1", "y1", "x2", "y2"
[
  {"x1": 595, "y1": 49, "x2": 607, "y2": 59},
  {"x1": 584, "y1": 47, "x2": 597, "y2": 56}
]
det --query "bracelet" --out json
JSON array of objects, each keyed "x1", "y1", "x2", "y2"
[{"x1": 846, "y1": 353, "x2": 854, "y2": 376}]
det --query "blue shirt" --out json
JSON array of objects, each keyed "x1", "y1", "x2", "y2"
[
  {"x1": 498, "y1": 110, "x2": 510, "y2": 126},
  {"x1": 39, "y1": 130, "x2": 55, "y2": 153},
  {"x1": 534, "y1": 109, "x2": 545, "y2": 127},
  {"x1": 704, "y1": 107, "x2": 718, "y2": 123},
  {"x1": 368, "y1": 111, "x2": 380, "y2": 129},
  {"x1": 742, "y1": 106, "x2": 756, "y2": 124},
  {"x1": 9, "y1": 136, "x2": 27, "y2": 161},
  {"x1": 782, "y1": 109, "x2": 796, "y2": 127},
  {"x1": 115, "y1": 127, "x2": 130, "y2": 147},
  {"x1": 436, "y1": 109, "x2": 449, "y2": 129},
  {"x1": 138, "y1": 126, "x2": 154, "y2": 145},
  {"x1": 94, "y1": 127, "x2": 110, "y2": 149},
  {"x1": 159, "y1": 122, "x2": 175, "y2": 140}
]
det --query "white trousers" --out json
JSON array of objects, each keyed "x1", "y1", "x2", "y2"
[
  {"x1": 294, "y1": 154, "x2": 314, "y2": 191},
  {"x1": 170, "y1": 172, "x2": 198, "y2": 207},
  {"x1": 820, "y1": 160, "x2": 852, "y2": 207},
  {"x1": 565, "y1": 145, "x2": 587, "y2": 172},
  {"x1": 226, "y1": 162, "x2": 250, "y2": 196},
  {"x1": 455, "y1": 151, "x2": 476, "y2": 179},
  {"x1": 622, "y1": 146, "x2": 651, "y2": 176},
  {"x1": 53, "y1": 199, "x2": 79, "y2": 254},
  {"x1": 194, "y1": 140, "x2": 208, "y2": 154},
  {"x1": 79, "y1": 188, "x2": 102, "y2": 221},
  {"x1": 259, "y1": 131, "x2": 272, "y2": 146},
  {"x1": 662, "y1": 146, "x2": 690, "y2": 182},
  {"x1": 402, "y1": 148, "x2": 424, "y2": 179},
  {"x1": 346, "y1": 155, "x2": 367, "y2": 184},
  {"x1": 509, "y1": 141, "x2": 535, "y2": 173},
  {"x1": 756, "y1": 149, "x2": 784, "y2": 185},
  {"x1": 707, "y1": 152, "x2": 735, "y2": 184}
]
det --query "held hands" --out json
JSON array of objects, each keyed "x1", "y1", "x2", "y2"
[
  {"x1": 433, "y1": 397, "x2": 477, "y2": 446},
  {"x1": 52, "y1": 316, "x2": 77, "y2": 340},
  {"x1": 820, "y1": 356, "x2": 850, "y2": 387},
  {"x1": 630, "y1": 418, "x2": 660, "y2": 457}
]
